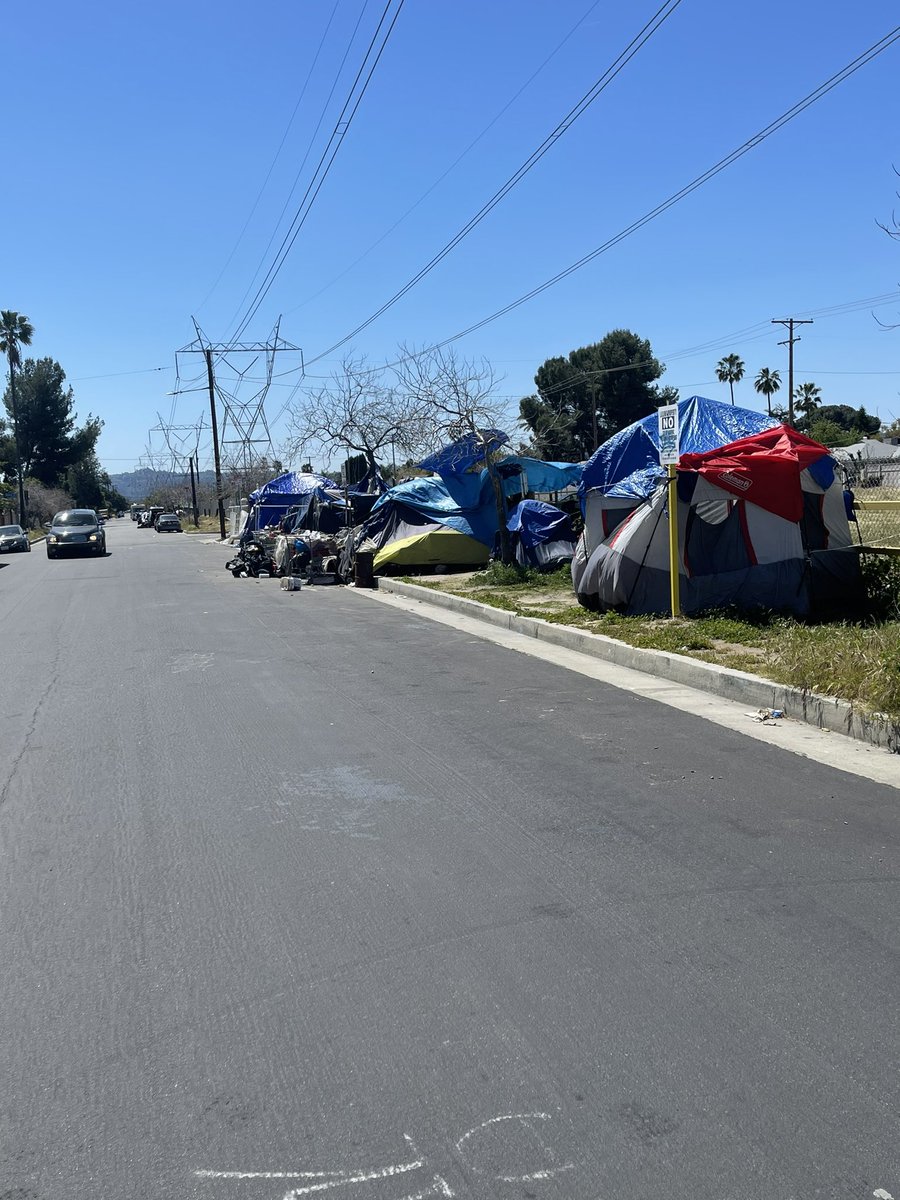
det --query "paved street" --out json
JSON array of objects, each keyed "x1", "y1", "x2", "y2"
[{"x1": 1, "y1": 518, "x2": 898, "y2": 1200}]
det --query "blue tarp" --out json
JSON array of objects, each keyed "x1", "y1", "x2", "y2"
[
  {"x1": 249, "y1": 471, "x2": 337, "y2": 502},
  {"x1": 498, "y1": 456, "x2": 582, "y2": 494},
  {"x1": 507, "y1": 499, "x2": 574, "y2": 544},
  {"x1": 371, "y1": 473, "x2": 498, "y2": 545},
  {"x1": 580, "y1": 395, "x2": 778, "y2": 501},
  {"x1": 248, "y1": 471, "x2": 341, "y2": 531},
  {"x1": 418, "y1": 430, "x2": 509, "y2": 476}
]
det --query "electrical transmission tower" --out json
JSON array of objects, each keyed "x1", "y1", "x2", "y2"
[{"x1": 175, "y1": 319, "x2": 302, "y2": 539}]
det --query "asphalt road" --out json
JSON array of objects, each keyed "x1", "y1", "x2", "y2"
[{"x1": 1, "y1": 519, "x2": 898, "y2": 1200}]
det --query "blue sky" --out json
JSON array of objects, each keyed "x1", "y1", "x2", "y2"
[{"x1": 4, "y1": 0, "x2": 899, "y2": 475}]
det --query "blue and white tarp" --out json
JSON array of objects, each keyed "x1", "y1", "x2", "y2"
[
  {"x1": 506, "y1": 499, "x2": 576, "y2": 570},
  {"x1": 580, "y1": 395, "x2": 778, "y2": 501}
]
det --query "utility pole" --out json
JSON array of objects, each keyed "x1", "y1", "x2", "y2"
[
  {"x1": 204, "y1": 348, "x2": 227, "y2": 541},
  {"x1": 772, "y1": 318, "x2": 813, "y2": 427},
  {"x1": 188, "y1": 454, "x2": 199, "y2": 528}
]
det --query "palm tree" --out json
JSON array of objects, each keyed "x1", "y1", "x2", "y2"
[
  {"x1": 715, "y1": 353, "x2": 745, "y2": 405},
  {"x1": 753, "y1": 366, "x2": 781, "y2": 417},
  {"x1": 793, "y1": 381, "x2": 821, "y2": 429},
  {"x1": 0, "y1": 310, "x2": 35, "y2": 526}
]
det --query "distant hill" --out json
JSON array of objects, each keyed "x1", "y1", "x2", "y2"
[{"x1": 108, "y1": 467, "x2": 217, "y2": 501}]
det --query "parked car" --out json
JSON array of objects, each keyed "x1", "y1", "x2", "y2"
[
  {"x1": 0, "y1": 524, "x2": 30, "y2": 553},
  {"x1": 46, "y1": 509, "x2": 106, "y2": 558},
  {"x1": 138, "y1": 507, "x2": 164, "y2": 528},
  {"x1": 156, "y1": 513, "x2": 182, "y2": 533}
]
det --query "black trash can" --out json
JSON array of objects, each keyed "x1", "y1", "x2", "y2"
[{"x1": 354, "y1": 550, "x2": 375, "y2": 588}]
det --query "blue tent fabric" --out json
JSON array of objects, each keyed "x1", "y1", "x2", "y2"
[
  {"x1": 418, "y1": 430, "x2": 509, "y2": 476},
  {"x1": 249, "y1": 471, "x2": 337, "y2": 502},
  {"x1": 248, "y1": 471, "x2": 341, "y2": 531},
  {"x1": 507, "y1": 499, "x2": 573, "y2": 541},
  {"x1": 580, "y1": 396, "x2": 778, "y2": 501},
  {"x1": 497, "y1": 456, "x2": 582, "y2": 494},
  {"x1": 506, "y1": 500, "x2": 576, "y2": 569},
  {"x1": 371, "y1": 473, "x2": 497, "y2": 545}
]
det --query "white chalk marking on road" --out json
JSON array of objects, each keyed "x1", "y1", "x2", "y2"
[
  {"x1": 281, "y1": 1158, "x2": 425, "y2": 1197},
  {"x1": 361, "y1": 589, "x2": 900, "y2": 790},
  {"x1": 195, "y1": 1170, "x2": 346, "y2": 1180},
  {"x1": 500, "y1": 1164, "x2": 575, "y2": 1183},
  {"x1": 873, "y1": 1190, "x2": 894, "y2": 1199}
]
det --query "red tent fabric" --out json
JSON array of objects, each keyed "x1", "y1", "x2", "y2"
[{"x1": 678, "y1": 426, "x2": 829, "y2": 522}]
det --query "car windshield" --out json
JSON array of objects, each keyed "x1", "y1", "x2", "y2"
[
  {"x1": 54, "y1": 512, "x2": 96, "y2": 527},
  {"x1": 0, "y1": 525, "x2": 23, "y2": 535}
]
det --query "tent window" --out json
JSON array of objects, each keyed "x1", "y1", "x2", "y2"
[{"x1": 684, "y1": 498, "x2": 756, "y2": 577}]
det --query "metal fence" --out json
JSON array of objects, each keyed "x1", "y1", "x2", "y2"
[{"x1": 841, "y1": 458, "x2": 900, "y2": 548}]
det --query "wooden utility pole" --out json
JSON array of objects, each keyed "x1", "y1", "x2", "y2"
[
  {"x1": 188, "y1": 455, "x2": 199, "y2": 527},
  {"x1": 772, "y1": 318, "x2": 813, "y2": 427},
  {"x1": 204, "y1": 349, "x2": 227, "y2": 541}
]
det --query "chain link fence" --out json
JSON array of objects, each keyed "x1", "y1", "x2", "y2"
[{"x1": 842, "y1": 457, "x2": 900, "y2": 548}]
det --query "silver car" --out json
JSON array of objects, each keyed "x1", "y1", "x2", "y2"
[{"x1": 0, "y1": 524, "x2": 30, "y2": 553}]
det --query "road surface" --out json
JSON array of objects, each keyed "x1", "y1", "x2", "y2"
[{"x1": 1, "y1": 519, "x2": 897, "y2": 1200}]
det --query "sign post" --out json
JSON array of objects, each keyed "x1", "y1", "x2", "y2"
[{"x1": 657, "y1": 404, "x2": 681, "y2": 617}]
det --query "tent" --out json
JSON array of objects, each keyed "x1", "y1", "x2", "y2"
[
  {"x1": 365, "y1": 473, "x2": 496, "y2": 570},
  {"x1": 572, "y1": 426, "x2": 863, "y2": 618},
  {"x1": 507, "y1": 500, "x2": 576, "y2": 570},
  {"x1": 247, "y1": 471, "x2": 341, "y2": 531},
  {"x1": 579, "y1": 394, "x2": 779, "y2": 549}
]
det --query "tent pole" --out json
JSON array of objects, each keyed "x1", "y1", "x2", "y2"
[{"x1": 668, "y1": 464, "x2": 681, "y2": 617}]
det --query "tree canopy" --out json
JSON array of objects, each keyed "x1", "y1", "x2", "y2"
[
  {"x1": 3, "y1": 357, "x2": 102, "y2": 485},
  {"x1": 519, "y1": 329, "x2": 675, "y2": 461}
]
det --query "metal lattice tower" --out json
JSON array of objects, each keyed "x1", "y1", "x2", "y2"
[{"x1": 176, "y1": 319, "x2": 302, "y2": 496}]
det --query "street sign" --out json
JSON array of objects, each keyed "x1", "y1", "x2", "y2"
[{"x1": 658, "y1": 404, "x2": 680, "y2": 465}]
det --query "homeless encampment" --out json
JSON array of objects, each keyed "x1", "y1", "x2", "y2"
[
  {"x1": 361, "y1": 456, "x2": 583, "y2": 572},
  {"x1": 572, "y1": 425, "x2": 863, "y2": 618}
]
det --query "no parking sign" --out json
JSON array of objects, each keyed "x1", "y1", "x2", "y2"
[{"x1": 658, "y1": 404, "x2": 680, "y2": 464}]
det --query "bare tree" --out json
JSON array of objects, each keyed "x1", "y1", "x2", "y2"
[
  {"x1": 393, "y1": 345, "x2": 514, "y2": 562},
  {"x1": 287, "y1": 356, "x2": 432, "y2": 485}
]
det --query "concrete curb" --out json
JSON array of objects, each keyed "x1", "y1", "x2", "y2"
[{"x1": 374, "y1": 578, "x2": 900, "y2": 755}]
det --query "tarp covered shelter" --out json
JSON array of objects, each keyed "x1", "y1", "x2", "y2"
[
  {"x1": 572, "y1": 426, "x2": 863, "y2": 618},
  {"x1": 506, "y1": 500, "x2": 576, "y2": 570},
  {"x1": 366, "y1": 473, "x2": 497, "y2": 570},
  {"x1": 247, "y1": 471, "x2": 341, "y2": 531},
  {"x1": 364, "y1": 456, "x2": 584, "y2": 572},
  {"x1": 580, "y1": 395, "x2": 778, "y2": 502}
]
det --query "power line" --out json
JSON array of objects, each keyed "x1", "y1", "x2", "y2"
[
  {"x1": 216, "y1": 0, "x2": 372, "y2": 332},
  {"x1": 284, "y1": 0, "x2": 606, "y2": 316},
  {"x1": 304, "y1": 0, "x2": 685, "y2": 366},
  {"x1": 370, "y1": 24, "x2": 900, "y2": 368},
  {"x1": 229, "y1": 0, "x2": 406, "y2": 342},
  {"x1": 194, "y1": 0, "x2": 344, "y2": 316}
]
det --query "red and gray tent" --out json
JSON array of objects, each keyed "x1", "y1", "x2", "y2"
[{"x1": 572, "y1": 427, "x2": 863, "y2": 618}]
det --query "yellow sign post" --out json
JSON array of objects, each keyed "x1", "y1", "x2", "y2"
[
  {"x1": 658, "y1": 404, "x2": 681, "y2": 617},
  {"x1": 667, "y1": 463, "x2": 681, "y2": 617}
]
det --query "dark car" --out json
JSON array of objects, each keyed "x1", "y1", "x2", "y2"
[
  {"x1": 155, "y1": 513, "x2": 182, "y2": 533},
  {"x1": 0, "y1": 524, "x2": 30, "y2": 553},
  {"x1": 46, "y1": 509, "x2": 106, "y2": 558}
]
